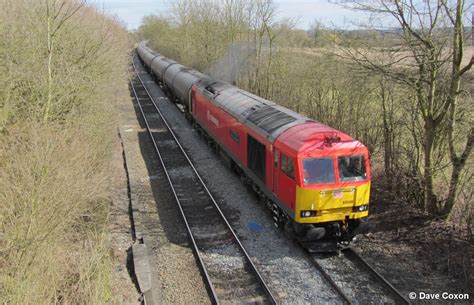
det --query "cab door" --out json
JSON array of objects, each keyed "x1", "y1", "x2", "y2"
[
  {"x1": 272, "y1": 149, "x2": 279, "y2": 194},
  {"x1": 278, "y1": 153, "x2": 296, "y2": 210}
]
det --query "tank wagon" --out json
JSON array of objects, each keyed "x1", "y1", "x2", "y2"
[{"x1": 136, "y1": 41, "x2": 371, "y2": 251}]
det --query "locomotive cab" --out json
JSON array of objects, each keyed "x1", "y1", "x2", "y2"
[
  {"x1": 273, "y1": 123, "x2": 371, "y2": 248},
  {"x1": 296, "y1": 149, "x2": 370, "y2": 224}
]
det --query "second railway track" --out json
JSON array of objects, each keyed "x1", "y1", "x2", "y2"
[{"x1": 129, "y1": 58, "x2": 277, "y2": 305}]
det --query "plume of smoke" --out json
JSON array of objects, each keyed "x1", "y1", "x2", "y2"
[{"x1": 207, "y1": 42, "x2": 256, "y2": 85}]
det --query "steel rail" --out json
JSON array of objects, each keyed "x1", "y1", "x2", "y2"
[
  {"x1": 308, "y1": 253, "x2": 353, "y2": 305},
  {"x1": 130, "y1": 57, "x2": 278, "y2": 304},
  {"x1": 342, "y1": 248, "x2": 410, "y2": 305}
]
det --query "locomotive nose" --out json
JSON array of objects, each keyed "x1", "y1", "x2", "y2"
[{"x1": 318, "y1": 188, "x2": 357, "y2": 211}]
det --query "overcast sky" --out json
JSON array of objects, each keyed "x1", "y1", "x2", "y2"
[{"x1": 97, "y1": 0, "x2": 362, "y2": 31}]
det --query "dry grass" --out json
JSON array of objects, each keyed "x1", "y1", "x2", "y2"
[
  {"x1": 299, "y1": 45, "x2": 473, "y2": 72},
  {"x1": 0, "y1": 122, "x2": 114, "y2": 304}
]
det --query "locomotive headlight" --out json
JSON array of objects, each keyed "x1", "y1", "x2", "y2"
[
  {"x1": 301, "y1": 210, "x2": 316, "y2": 218},
  {"x1": 353, "y1": 204, "x2": 369, "y2": 212}
]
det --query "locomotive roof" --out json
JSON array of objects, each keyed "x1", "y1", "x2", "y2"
[
  {"x1": 198, "y1": 81, "x2": 312, "y2": 142},
  {"x1": 275, "y1": 122, "x2": 366, "y2": 155},
  {"x1": 196, "y1": 81, "x2": 366, "y2": 152}
]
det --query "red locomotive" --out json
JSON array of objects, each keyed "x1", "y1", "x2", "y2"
[{"x1": 137, "y1": 42, "x2": 371, "y2": 251}]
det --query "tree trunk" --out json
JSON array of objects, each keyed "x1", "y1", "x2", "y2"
[
  {"x1": 424, "y1": 119, "x2": 438, "y2": 214},
  {"x1": 443, "y1": 161, "x2": 462, "y2": 216},
  {"x1": 43, "y1": 15, "x2": 53, "y2": 124},
  {"x1": 444, "y1": 127, "x2": 474, "y2": 216},
  {"x1": 380, "y1": 84, "x2": 393, "y2": 186}
]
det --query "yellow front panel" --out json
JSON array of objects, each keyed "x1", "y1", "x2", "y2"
[{"x1": 295, "y1": 182, "x2": 371, "y2": 223}]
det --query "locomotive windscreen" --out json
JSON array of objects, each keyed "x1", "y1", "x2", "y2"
[
  {"x1": 303, "y1": 158, "x2": 335, "y2": 185},
  {"x1": 338, "y1": 155, "x2": 367, "y2": 182}
]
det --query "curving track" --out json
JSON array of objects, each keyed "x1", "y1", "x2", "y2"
[{"x1": 129, "y1": 58, "x2": 277, "y2": 305}]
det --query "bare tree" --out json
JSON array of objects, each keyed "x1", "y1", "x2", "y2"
[
  {"x1": 337, "y1": 0, "x2": 473, "y2": 216},
  {"x1": 246, "y1": 0, "x2": 278, "y2": 95},
  {"x1": 43, "y1": 0, "x2": 86, "y2": 123}
]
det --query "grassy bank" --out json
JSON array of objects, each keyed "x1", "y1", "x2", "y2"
[{"x1": 0, "y1": 0, "x2": 131, "y2": 303}]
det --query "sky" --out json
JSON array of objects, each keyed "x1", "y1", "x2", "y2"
[{"x1": 96, "y1": 0, "x2": 363, "y2": 31}]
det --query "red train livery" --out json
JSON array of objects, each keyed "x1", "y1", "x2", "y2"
[{"x1": 137, "y1": 42, "x2": 371, "y2": 251}]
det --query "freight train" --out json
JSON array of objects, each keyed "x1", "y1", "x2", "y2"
[{"x1": 136, "y1": 42, "x2": 371, "y2": 251}]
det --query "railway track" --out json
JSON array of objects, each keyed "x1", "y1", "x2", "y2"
[
  {"x1": 309, "y1": 255, "x2": 353, "y2": 305},
  {"x1": 129, "y1": 58, "x2": 277, "y2": 305},
  {"x1": 309, "y1": 248, "x2": 410, "y2": 305},
  {"x1": 341, "y1": 248, "x2": 410, "y2": 304}
]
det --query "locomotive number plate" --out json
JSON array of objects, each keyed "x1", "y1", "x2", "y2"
[{"x1": 333, "y1": 190, "x2": 343, "y2": 198}]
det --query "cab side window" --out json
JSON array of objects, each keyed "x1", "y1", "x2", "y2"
[{"x1": 281, "y1": 154, "x2": 295, "y2": 180}]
